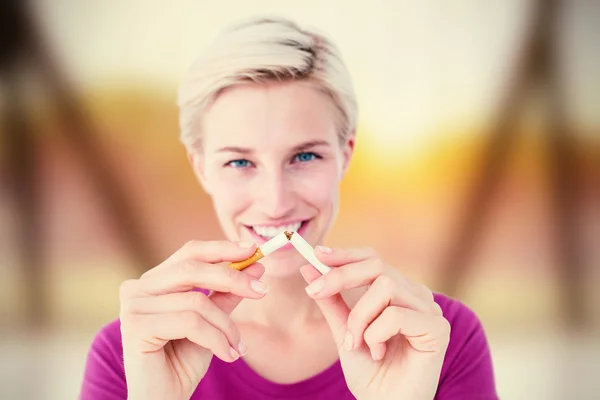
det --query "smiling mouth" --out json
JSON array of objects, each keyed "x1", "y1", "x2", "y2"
[{"x1": 247, "y1": 220, "x2": 308, "y2": 241}]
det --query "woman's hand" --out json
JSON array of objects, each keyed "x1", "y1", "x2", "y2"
[
  {"x1": 300, "y1": 246, "x2": 450, "y2": 400},
  {"x1": 119, "y1": 240, "x2": 267, "y2": 400}
]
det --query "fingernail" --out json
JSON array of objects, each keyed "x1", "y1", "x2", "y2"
[
  {"x1": 237, "y1": 340, "x2": 247, "y2": 356},
  {"x1": 238, "y1": 241, "x2": 255, "y2": 248},
  {"x1": 344, "y1": 331, "x2": 354, "y2": 351},
  {"x1": 305, "y1": 279, "x2": 325, "y2": 295},
  {"x1": 316, "y1": 245, "x2": 332, "y2": 254},
  {"x1": 250, "y1": 280, "x2": 268, "y2": 294},
  {"x1": 370, "y1": 348, "x2": 379, "y2": 360},
  {"x1": 229, "y1": 347, "x2": 240, "y2": 361}
]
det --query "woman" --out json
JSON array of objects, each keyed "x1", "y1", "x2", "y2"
[{"x1": 81, "y1": 17, "x2": 498, "y2": 399}]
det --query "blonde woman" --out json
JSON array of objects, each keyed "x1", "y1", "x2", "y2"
[{"x1": 81, "y1": 17, "x2": 498, "y2": 400}]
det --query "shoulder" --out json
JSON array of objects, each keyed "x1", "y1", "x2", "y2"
[
  {"x1": 433, "y1": 293, "x2": 499, "y2": 399},
  {"x1": 88, "y1": 318, "x2": 124, "y2": 358},
  {"x1": 433, "y1": 292, "x2": 490, "y2": 368},
  {"x1": 433, "y1": 292, "x2": 483, "y2": 333},
  {"x1": 81, "y1": 319, "x2": 127, "y2": 399},
  {"x1": 433, "y1": 292, "x2": 490, "y2": 359}
]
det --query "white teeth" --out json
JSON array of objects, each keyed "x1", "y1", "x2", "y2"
[{"x1": 252, "y1": 222, "x2": 302, "y2": 239}]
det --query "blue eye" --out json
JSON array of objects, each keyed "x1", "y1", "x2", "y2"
[
  {"x1": 294, "y1": 152, "x2": 320, "y2": 163},
  {"x1": 226, "y1": 159, "x2": 252, "y2": 168}
]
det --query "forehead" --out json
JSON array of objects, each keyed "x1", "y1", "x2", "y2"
[{"x1": 201, "y1": 81, "x2": 338, "y2": 152}]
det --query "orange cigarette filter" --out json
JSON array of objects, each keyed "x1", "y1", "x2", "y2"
[
  {"x1": 229, "y1": 248, "x2": 264, "y2": 271},
  {"x1": 228, "y1": 231, "x2": 290, "y2": 271}
]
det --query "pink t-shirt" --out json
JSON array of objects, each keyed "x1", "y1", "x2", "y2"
[{"x1": 80, "y1": 293, "x2": 498, "y2": 399}]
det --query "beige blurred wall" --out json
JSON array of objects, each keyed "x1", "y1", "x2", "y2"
[{"x1": 1, "y1": 1, "x2": 599, "y2": 399}]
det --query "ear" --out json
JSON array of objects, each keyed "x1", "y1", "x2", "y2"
[
  {"x1": 188, "y1": 151, "x2": 212, "y2": 195},
  {"x1": 340, "y1": 132, "x2": 355, "y2": 178}
]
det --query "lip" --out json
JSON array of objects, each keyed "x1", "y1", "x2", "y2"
[{"x1": 245, "y1": 219, "x2": 311, "y2": 248}]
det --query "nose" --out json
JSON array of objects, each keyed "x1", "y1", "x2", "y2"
[{"x1": 253, "y1": 168, "x2": 296, "y2": 219}]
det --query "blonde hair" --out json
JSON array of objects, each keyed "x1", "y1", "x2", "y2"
[{"x1": 177, "y1": 16, "x2": 357, "y2": 151}]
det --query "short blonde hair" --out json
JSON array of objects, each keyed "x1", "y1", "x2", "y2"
[{"x1": 177, "y1": 16, "x2": 357, "y2": 151}]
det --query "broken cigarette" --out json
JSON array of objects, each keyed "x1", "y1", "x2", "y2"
[
  {"x1": 228, "y1": 231, "x2": 289, "y2": 271},
  {"x1": 228, "y1": 230, "x2": 331, "y2": 275},
  {"x1": 287, "y1": 232, "x2": 332, "y2": 275}
]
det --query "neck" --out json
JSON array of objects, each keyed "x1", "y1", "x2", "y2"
[{"x1": 233, "y1": 267, "x2": 322, "y2": 332}]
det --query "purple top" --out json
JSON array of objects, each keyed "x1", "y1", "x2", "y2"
[{"x1": 80, "y1": 293, "x2": 498, "y2": 399}]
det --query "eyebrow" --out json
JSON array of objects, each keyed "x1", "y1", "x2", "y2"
[{"x1": 216, "y1": 140, "x2": 330, "y2": 154}]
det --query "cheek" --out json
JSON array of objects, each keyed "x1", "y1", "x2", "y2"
[
  {"x1": 207, "y1": 171, "x2": 254, "y2": 216},
  {"x1": 295, "y1": 163, "x2": 341, "y2": 208}
]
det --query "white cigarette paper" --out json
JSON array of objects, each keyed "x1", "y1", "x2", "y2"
[
  {"x1": 228, "y1": 231, "x2": 290, "y2": 271},
  {"x1": 288, "y1": 233, "x2": 332, "y2": 275},
  {"x1": 259, "y1": 231, "x2": 290, "y2": 256},
  {"x1": 229, "y1": 230, "x2": 331, "y2": 274}
]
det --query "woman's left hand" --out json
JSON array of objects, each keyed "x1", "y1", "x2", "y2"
[{"x1": 300, "y1": 246, "x2": 451, "y2": 400}]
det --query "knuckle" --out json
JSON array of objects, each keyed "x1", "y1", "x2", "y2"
[
  {"x1": 119, "y1": 279, "x2": 137, "y2": 300},
  {"x1": 217, "y1": 331, "x2": 231, "y2": 351},
  {"x1": 346, "y1": 310, "x2": 359, "y2": 329},
  {"x1": 361, "y1": 247, "x2": 379, "y2": 261},
  {"x1": 223, "y1": 318, "x2": 239, "y2": 338},
  {"x1": 183, "y1": 240, "x2": 201, "y2": 251},
  {"x1": 362, "y1": 328, "x2": 373, "y2": 343},
  {"x1": 432, "y1": 301, "x2": 443, "y2": 316},
  {"x1": 119, "y1": 312, "x2": 142, "y2": 335},
  {"x1": 363, "y1": 320, "x2": 379, "y2": 343},
  {"x1": 181, "y1": 240, "x2": 211, "y2": 256},
  {"x1": 225, "y1": 265, "x2": 244, "y2": 284},
  {"x1": 119, "y1": 298, "x2": 137, "y2": 316},
  {"x1": 327, "y1": 269, "x2": 343, "y2": 287},
  {"x1": 188, "y1": 312, "x2": 206, "y2": 331},
  {"x1": 374, "y1": 275, "x2": 395, "y2": 292},
  {"x1": 188, "y1": 291, "x2": 209, "y2": 311},
  {"x1": 184, "y1": 239, "x2": 229, "y2": 253},
  {"x1": 382, "y1": 306, "x2": 403, "y2": 330},
  {"x1": 382, "y1": 305, "x2": 399, "y2": 320},
  {"x1": 420, "y1": 284, "x2": 434, "y2": 301},
  {"x1": 370, "y1": 257, "x2": 385, "y2": 274},
  {"x1": 364, "y1": 246, "x2": 378, "y2": 256},
  {"x1": 206, "y1": 328, "x2": 228, "y2": 351},
  {"x1": 437, "y1": 316, "x2": 451, "y2": 335},
  {"x1": 180, "y1": 258, "x2": 201, "y2": 276}
]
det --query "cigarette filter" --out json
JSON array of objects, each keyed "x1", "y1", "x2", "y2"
[
  {"x1": 287, "y1": 232, "x2": 332, "y2": 275},
  {"x1": 228, "y1": 231, "x2": 289, "y2": 271}
]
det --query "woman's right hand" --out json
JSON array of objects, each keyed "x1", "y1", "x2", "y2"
[{"x1": 119, "y1": 240, "x2": 266, "y2": 400}]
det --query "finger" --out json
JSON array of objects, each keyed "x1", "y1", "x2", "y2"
[
  {"x1": 131, "y1": 311, "x2": 240, "y2": 363},
  {"x1": 209, "y1": 262, "x2": 266, "y2": 315},
  {"x1": 345, "y1": 275, "x2": 433, "y2": 350},
  {"x1": 363, "y1": 306, "x2": 451, "y2": 358},
  {"x1": 123, "y1": 291, "x2": 244, "y2": 355},
  {"x1": 131, "y1": 260, "x2": 267, "y2": 297},
  {"x1": 303, "y1": 257, "x2": 383, "y2": 298},
  {"x1": 174, "y1": 240, "x2": 258, "y2": 264},
  {"x1": 300, "y1": 264, "x2": 350, "y2": 350},
  {"x1": 304, "y1": 263, "x2": 432, "y2": 315},
  {"x1": 315, "y1": 248, "x2": 437, "y2": 308},
  {"x1": 144, "y1": 240, "x2": 258, "y2": 276},
  {"x1": 314, "y1": 246, "x2": 378, "y2": 267}
]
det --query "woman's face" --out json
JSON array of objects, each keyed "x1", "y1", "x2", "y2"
[{"x1": 190, "y1": 81, "x2": 354, "y2": 277}]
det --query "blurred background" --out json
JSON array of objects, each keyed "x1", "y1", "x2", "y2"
[{"x1": 0, "y1": 0, "x2": 598, "y2": 399}]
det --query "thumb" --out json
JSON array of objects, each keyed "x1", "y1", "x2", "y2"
[
  {"x1": 209, "y1": 262, "x2": 265, "y2": 314},
  {"x1": 300, "y1": 264, "x2": 351, "y2": 350}
]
